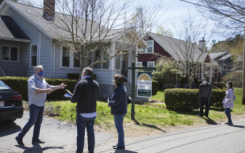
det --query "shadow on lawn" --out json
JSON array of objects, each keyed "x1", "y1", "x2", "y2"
[{"x1": 132, "y1": 119, "x2": 166, "y2": 133}]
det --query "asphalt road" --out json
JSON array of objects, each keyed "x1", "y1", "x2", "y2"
[{"x1": 1, "y1": 111, "x2": 245, "y2": 153}]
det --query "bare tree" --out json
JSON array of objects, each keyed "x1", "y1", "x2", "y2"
[
  {"x1": 163, "y1": 16, "x2": 219, "y2": 88},
  {"x1": 53, "y1": 0, "x2": 162, "y2": 72}
]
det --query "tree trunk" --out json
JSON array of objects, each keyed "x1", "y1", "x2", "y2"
[
  {"x1": 80, "y1": 45, "x2": 85, "y2": 77},
  {"x1": 242, "y1": 23, "x2": 245, "y2": 104}
]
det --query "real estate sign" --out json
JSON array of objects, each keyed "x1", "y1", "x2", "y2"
[{"x1": 137, "y1": 72, "x2": 152, "y2": 98}]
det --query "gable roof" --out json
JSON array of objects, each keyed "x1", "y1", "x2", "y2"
[
  {"x1": 148, "y1": 32, "x2": 208, "y2": 62},
  {"x1": 209, "y1": 52, "x2": 227, "y2": 60},
  {"x1": 218, "y1": 54, "x2": 233, "y2": 61},
  {"x1": 235, "y1": 55, "x2": 243, "y2": 62},
  {"x1": 0, "y1": 15, "x2": 30, "y2": 42},
  {"x1": 1, "y1": 1, "x2": 147, "y2": 47}
]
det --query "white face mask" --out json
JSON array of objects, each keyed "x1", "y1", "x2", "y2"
[{"x1": 203, "y1": 81, "x2": 207, "y2": 84}]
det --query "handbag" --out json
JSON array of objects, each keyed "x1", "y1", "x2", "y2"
[
  {"x1": 233, "y1": 94, "x2": 237, "y2": 100},
  {"x1": 127, "y1": 96, "x2": 132, "y2": 104}
]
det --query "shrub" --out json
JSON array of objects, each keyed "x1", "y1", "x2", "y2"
[
  {"x1": 152, "y1": 80, "x2": 159, "y2": 96},
  {"x1": 0, "y1": 77, "x2": 78, "y2": 101},
  {"x1": 213, "y1": 82, "x2": 226, "y2": 89},
  {"x1": 165, "y1": 88, "x2": 225, "y2": 111}
]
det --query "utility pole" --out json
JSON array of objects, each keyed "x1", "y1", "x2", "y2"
[{"x1": 242, "y1": 21, "x2": 245, "y2": 104}]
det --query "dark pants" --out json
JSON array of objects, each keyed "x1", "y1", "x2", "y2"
[
  {"x1": 114, "y1": 114, "x2": 126, "y2": 147},
  {"x1": 225, "y1": 108, "x2": 232, "y2": 123},
  {"x1": 200, "y1": 98, "x2": 210, "y2": 117},
  {"x1": 17, "y1": 104, "x2": 44, "y2": 141},
  {"x1": 76, "y1": 113, "x2": 96, "y2": 153}
]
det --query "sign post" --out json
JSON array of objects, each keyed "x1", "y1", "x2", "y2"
[{"x1": 128, "y1": 61, "x2": 156, "y2": 120}]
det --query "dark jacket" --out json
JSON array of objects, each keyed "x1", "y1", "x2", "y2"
[
  {"x1": 71, "y1": 77, "x2": 100, "y2": 113},
  {"x1": 199, "y1": 83, "x2": 212, "y2": 98},
  {"x1": 108, "y1": 85, "x2": 127, "y2": 115}
]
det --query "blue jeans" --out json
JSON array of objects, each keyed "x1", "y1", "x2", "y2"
[
  {"x1": 225, "y1": 108, "x2": 232, "y2": 123},
  {"x1": 200, "y1": 98, "x2": 210, "y2": 117},
  {"x1": 114, "y1": 114, "x2": 126, "y2": 147},
  {"x1": 76, "y1": 113, "x2": 96, "y2": 153},
  {"x1": 17, "y1": 104, "x2": 44, "y2": 141}
]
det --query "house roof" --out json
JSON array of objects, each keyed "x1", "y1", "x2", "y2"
[
  {"x1": 209, "y1": 52, "x2": 227, "y2": 60},
  {"x1": 148, "y1": 32, "x2": 208, "y2": 62},
  {"x1": 218, "y1": 54, "x2": 233, "y2": 61},
  {"x1": 0, "y1": 15, "x2": 30, "y2": 42},
  {"x1": 2, "y1": 1, "x2": 147, "y2": 47},
  {"x1": 235, "y1": 55, "x2": 243, "y2": 62}
]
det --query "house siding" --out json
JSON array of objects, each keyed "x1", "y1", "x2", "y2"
[
  {"x1": 138, "y1": 36, "x2": 171, "y2": 62},
  {"x1": 3, "y1": 7, "x2": 53, "y2": 78}
]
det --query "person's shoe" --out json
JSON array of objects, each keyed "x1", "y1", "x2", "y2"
[
  {"x1": 197, "y1": 114, "x2": 203, "y2": 117},
  {"x1": 228, "y1": 122, "x2": 233, "y2": 126},
  {"x1": 113, "y1": 146, "x2": 125, "y2": 150},
  {"x1": 32, "y1": 139, "x2": 45, "y2": 144},
  {"x1": 113, "y1": 145, "x2": 118, "y2": 148},
  {"x1": 15, "y1": 137, "x2": 24, "y2": 146}
]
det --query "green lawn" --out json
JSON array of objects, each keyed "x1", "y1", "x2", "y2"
[
  {"x1": 150, "y1": 90, "x2": 165, "y2": 102},
  {"x1": 39, "y1": 88, "x2": 244, "y2": 133}
]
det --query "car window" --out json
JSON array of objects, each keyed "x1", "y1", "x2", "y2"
[{"x1": 0, "y1": 80, "x2": 11, "y2": 90}]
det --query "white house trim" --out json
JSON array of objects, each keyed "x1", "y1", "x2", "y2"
[
  {"x1": 0, "y1": 37, "x2": 31, "y2": 43},
  {"x1": 29, "y1": 43, "x2": 39, "y2": 67}
]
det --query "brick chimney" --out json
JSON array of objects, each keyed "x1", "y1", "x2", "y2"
[
  {"x1": 43, "y1": 0, "x2": 55, "y2": 21},
  {"x1": 199, "y1": 37, "x2": 206, "y2": 52}
]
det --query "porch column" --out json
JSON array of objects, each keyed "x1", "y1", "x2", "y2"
[
  {"x1": 136, "y1": 43, "x2": 138, "y2": 63},
  {"x1": 110, "y1": 42, "x2": 115, "y2": 70},
  {"x1": 209, "y1": 66, "x2": 212, "y2": 83}
]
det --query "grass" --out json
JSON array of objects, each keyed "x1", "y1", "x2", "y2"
[
  {"x1": 150, "y1": 90, "x2": 165, "y2": 102},
  {"x1": 24, "y1": 88, "x2": 245, "y2": 136}
]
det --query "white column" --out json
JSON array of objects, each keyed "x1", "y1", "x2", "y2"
[
  {"x1": 110, "y1": 42, "x2": 115, "y2": 70},
  {"x1": 136, "y1": 43, "x2": 138, "y2": 63},
  {"x1": 209, "y1": 66, "x2": 212, "y2": 83}
]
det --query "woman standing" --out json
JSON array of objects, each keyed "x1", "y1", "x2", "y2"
[
  {"x1": 108, "y1": 74, "x2": 127, "y2": 150},
  {"x1": 223, "y1": 81, "x2": 234, "y2": 125}
]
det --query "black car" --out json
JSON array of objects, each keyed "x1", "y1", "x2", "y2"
[{"x1": 0, "y1": 80, "x2": 23, "y2": 122}]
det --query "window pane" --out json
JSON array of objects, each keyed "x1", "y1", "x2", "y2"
[
  {"x1": 115, "y1": 55, "x2": 120, "y2": 69},
  {"x1": 148, "y1": 41, "x2": 152, "y2": 46},
  {"x1": 148, "y1": 62, "x2": 154, "y2": 67},
  {"x1": 32, "y1": 56, "x2": 37, "y2": 66},
  {"x1": 74, "y1": 57, "x2": 80, "y2": 67},
  {"x1": 148, "y1": 47, "x2": 152, "y2": 52},
  {"x1": 102, "y1": 50, "x2": 109, "y2": 69},
  {"x1": 31, "y1": 45, "x2": 37, "y2": 66},
  {"x1": 11, "y1": 47, "x2": 18, "y2": 61},
  {"x1": 2, "y1": 46, "x2": 10, "y2": 60},
  {"x1": 94, "y1": 50, "x2": 101, "y2": 68},
  {"x1": 62, "y1": 57, "x2": 70, "y2": 67}
]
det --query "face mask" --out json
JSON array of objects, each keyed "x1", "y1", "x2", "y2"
[
  {"x1": 38, "y1": 71, "x2": 43, "y2": 77},
  {"x1": 81, "y1": 75, "x2": 83, "y2": 79},
  {"x1": 203, "y1": 81, "x2": 206, "y2": 84},
  {"x1": 226, "y1": 84, "x2": 229, "y2": 88}
]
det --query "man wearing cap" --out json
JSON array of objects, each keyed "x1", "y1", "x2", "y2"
[{"x1": 199, "y1": 77, "x2": 212, "y2": 117}]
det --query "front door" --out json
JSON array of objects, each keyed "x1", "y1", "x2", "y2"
[{"x1": 121, "y1": 52, "x2": 128, "y2": 81}]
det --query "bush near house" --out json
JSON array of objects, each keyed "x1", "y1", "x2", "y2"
[
  {"x1": 0, "y1": 77, "x2": 78, "y2": 101},
  {"x1": 213, "y1": 82, "x2": 226, "y2": 89},
  {"x1": 152, "y1": 80, "x2": 159, "y2": 96},
  {"x1": 165, "y1": 88, "x2": 225, "y2": 111}
]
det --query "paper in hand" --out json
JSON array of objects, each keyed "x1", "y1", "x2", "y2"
[{"x1": 65, "y1": 89, "x2": 73, "y2": 96}]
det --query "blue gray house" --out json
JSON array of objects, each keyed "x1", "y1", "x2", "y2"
[{"x1": 0, "y1": 0, "x2": 148, "y2": 98}]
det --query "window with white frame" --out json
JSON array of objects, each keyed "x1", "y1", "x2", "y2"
[
  {"x1": 62, "y1": 46, "x2": 70, "y2": 67},
  {"x1": 115, "y1": 54, "x2": 120, "y2": 69},
  {"x1": 147, "y1": 61, "x2": 155, "y2": 67},
  {"x1": 145, "y1": 40, "x2": 154, "y2": 53},
  {"x1": 93, "y1": 49, "x2": 109, "y2": 69},
  {"x1": 2, "y1": 46, "x2": 18, "y2": 61},
  {"x1": 136, "y1": 62, "x2": 142, "y2": 67},
  {"x1": 31, "y1": 45, "x2": 37, "y2": 66}
]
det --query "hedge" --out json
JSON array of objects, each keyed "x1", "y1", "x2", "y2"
[
  {"x1": 152, "y1": 80, "x2": 159, "y2": 96},
  {"x1": 165, "y1": 88, "x2": 225, "y2": 111},
  {"x1": 213, "y1": 82, "x2": 226, "y2": 89},
  {"x1": 0, "y1": 77, "x2": 78, "y2": 101},
  {"x1": 67, "y1": 73, "x2": 97, "y2": 80}
]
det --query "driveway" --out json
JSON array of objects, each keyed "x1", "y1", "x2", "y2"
[{"x1": 0, "y1": 111, "x2": 113, "y2": 153}]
